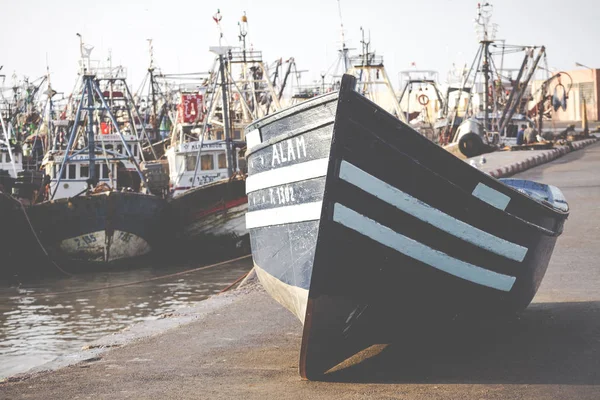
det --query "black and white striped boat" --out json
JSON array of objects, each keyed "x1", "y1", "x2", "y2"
[{"x1": 244, "y1": 74, "x2": 569, "y2": 380}]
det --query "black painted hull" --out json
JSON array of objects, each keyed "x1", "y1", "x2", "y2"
[
  {"x1": 244, "y1": 75, "x2": 569, "y2": 380},
  {"x1": 0, "y1": 192, "x2": 43, "y2": 278},
  {"x1": 168, "y1": 176, "x2": 248, "y2": 255},
  {"x1": 26, "y1": 192, "x2": 169, "y2": 266}
]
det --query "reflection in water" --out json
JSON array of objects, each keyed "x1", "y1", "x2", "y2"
[{"x1": 0, "y1": 258, "x2": 252, "y2": 379}]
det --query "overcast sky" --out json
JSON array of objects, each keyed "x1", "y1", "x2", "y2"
[{"x1": 1, "y1": 0, "x2": 599, "y2": 94}]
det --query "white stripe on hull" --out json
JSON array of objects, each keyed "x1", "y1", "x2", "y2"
[
  {"x1": 472, "y1": 182, "x2": 511, "y2": 211},
  {"x1": 246, "y1": 129, "x2": 261, "y2": 151},
  {"x1": 246, "y1": 158, "x2": 329, "y2": 194},
  {"x1": 333, "y1": 203, "x2": 516, "y2": 292},
  {"x1": 339, "y1": 161, "x2": 527, "y2": 262},
  {"x1": 246, "y1": 201, "x2": 323, "y2": 229},
  {"x1": 59, "y1": 230, "x2": 151, "y2": 263}
]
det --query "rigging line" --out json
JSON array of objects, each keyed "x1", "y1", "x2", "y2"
[
  {"x1": 219, "y1": 270, "x2": 251, "y2": 293},
  {"x1": 28, "y1": 254, "x2": 252, "y2": 297}
]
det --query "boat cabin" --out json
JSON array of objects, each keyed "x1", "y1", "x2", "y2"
[
  {"x1": 43, "y1": 134, "x2": 143, "y2": 199},
  {"x1": 165, "y1": 139, "x2": 244, "y2": 197},
  {"x1": 0, "y1": 146, "x2": 23, "y2": 179}
]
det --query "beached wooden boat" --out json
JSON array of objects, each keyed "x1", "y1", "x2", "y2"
[{"x1": 244, "y1": 74, "x2": 569, "y2": 380}]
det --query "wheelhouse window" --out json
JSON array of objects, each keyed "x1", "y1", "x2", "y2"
[
  {"x1": 201, "y1": 154, "x2": 214, "y2": 171},
  {"x1": 185, "y1": 155, "x2": 197, "y2": 171},
  {"x1": 68, "y1": 164, "x2": 77, "y2": 179},
  {"x1": 217, "y1": 152, "x2": 227, "y2": 169},
  {"x1": 80, "y1": 165, "x2": 89, "y2": 178},
  {"x1": 102, "y1": 164, "x2": 110, "y2": 179}
]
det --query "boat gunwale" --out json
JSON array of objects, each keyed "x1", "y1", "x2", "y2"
[
  {"x1": 245, "y1": 94, "x2": 338, "y2": 154},
  {"x1": 246, "y1": 119, "x2": 335, "y2": 157},
  {"x1": 342, "y1": 90, "x2": 570, "y2": 224},
  {"x1": 167, "y1": 174, "x2": 246, "y2": 202}
]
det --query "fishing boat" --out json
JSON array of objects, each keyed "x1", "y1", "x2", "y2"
[
  {"x1": 166, "y1": 46, "x2": 251, "y2": 254},
  {"x1": 244, "y1": 74, "x2": 569, "y2": 380},
  {"x1": 167, "y1": 12, "x2": 281, "y2": 255},
  {"x1": 22, "y1": 44, "x2": 169, "y2": 266},
  {"x1": 0, "y1": 104, "x2": 24, "y2": 193}
]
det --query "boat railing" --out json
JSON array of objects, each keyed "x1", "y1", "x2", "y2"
[
  {"x1": 292, "y1": 85, "x2": 333, "y2": 99},
  {"x1": 350, "y1": 54, "x2": 384, "y2": 67},
  {"x1": 78, "y1": 60, "x2": 128, "y2": 79},
  {"x1": 228, "y1": 50, "x2": 263, "y2": 63}
]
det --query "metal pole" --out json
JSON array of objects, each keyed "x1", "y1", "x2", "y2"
[
  {"x1": 499, "y1": 46, "x2": 545, "y2": 135},
  {"x1": 52, "y1": 79, "x2": 88, "y2": 200},
  {"x1": 497, "y1": 53, "x2": 528, "y2": 132},
  {"x1": 483, "y1": 41, "x2": 491, "y2": 132},
  {"x1": 219, "y1": 54, "x2": 234, "y2": 178},
  {"x1": 86, "y1": 77, "x2": 97, "y2": 184}
]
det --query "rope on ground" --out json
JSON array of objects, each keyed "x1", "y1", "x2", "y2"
[
  {"x1": 17, "y1": 200, "x2": 74, "y2": 277},
  {"x1": 219, "y1": 270, "x2": 250, "y2": 293},
  {"x1": 31, "y1": 254, "x2": 252, "y2": 297}
]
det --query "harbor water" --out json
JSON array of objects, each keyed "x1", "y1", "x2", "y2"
[{"x1": 0, "y1": 257, "x2": 252, "y2": 379}]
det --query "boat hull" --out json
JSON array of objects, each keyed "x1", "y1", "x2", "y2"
[
  {"x1": 244, "y1": 75, "x2": 569, "y2": 380},
  {"x1": 26, "y1": 191, "x2": 168, "y2": 265},
  {"x1": 168, "y1": 176, "x2": 248, "y2": 255},
  {"x1": 0, "y1": 192, "x2": 43, "y2": 278}
]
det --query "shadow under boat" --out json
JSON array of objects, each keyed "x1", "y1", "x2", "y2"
[
  {"x1": 244, "y1": 74, "x2": 569, "y2": 380},
  {"x1": 322, "y1": 301, "x2": 600, "y2": 386}
]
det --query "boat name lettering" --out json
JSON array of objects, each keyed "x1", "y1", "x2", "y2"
[
  {"x1": 269, "y1": 185, "x2": 296, "y2": 205},
  {"x1": 74, "y1": 234, "x2": 97, "y2": 248},
  {"x1": 183, "y1": 143, "x2": 223, "y2": 151},
  {"x1": 118, "y1": 231, "x2": 133, "y2": 243},
  {"x1": 271, "y1": 136, "x2": 307, "y2": 167}
]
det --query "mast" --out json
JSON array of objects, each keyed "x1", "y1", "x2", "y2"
[
  {"x1": 483, "y1": 40, "x2": 491, "y2": 131},
  {"x1": 212, "y1": 46, "x2": 234, "y2": 178},
  {"x1": 85, "y1": 76, "x2": 97, "y2": 185},
  {"x1": 148, "y1": 39, "x2": 158, "y2": 137},
  {"x1": 475, "y1": 2, "x2": 495, "y2": 132},
  {"x1": 337, "y1": 0, "x2": 350, "y2": 71},
  {"x1": 52, "y1": 36, "x2": 146, "y2": 199}
]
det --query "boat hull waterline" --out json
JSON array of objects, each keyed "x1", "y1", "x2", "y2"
[
  {"x1": 27, "y1": 191, "x2": 168, "y2": 265},
  {"x1": 244, "y1": 74, "x2": 569, "y2": 380},
  {"x1": 168, "y1": 176, "x2": 248, "y2": 254}
]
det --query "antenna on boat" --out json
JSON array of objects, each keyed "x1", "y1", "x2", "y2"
[
  {"x1": 76, "y1": 33, "x2": 94, "y2": 75},
  {"x1": 213, "y1": 9, "x2": 224, "y2": 46},
  {"x1": 336, "y1": 0, "x2": 350, "y2": 71},
  {"x1": 475, "y1": 2, "x2": 497, "y2": 42},
  {"x1": 238, "y1": 12, "x2": 248, "y2": 53},
  {"x1": 147, "y1": 38, "x2": 155, "y2": 70},
  {"x1": 147, "y1": 38, "x2": 159, "y2": 141}
]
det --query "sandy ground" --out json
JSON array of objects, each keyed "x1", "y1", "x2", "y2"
[{"x1": 1, "y1": 143, "x2": 600, "y2": 399}]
